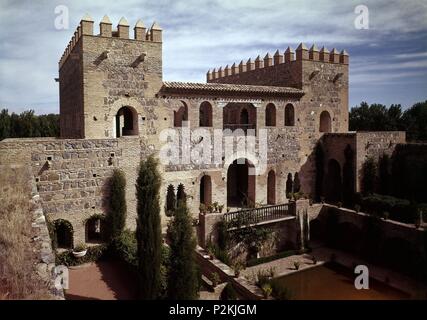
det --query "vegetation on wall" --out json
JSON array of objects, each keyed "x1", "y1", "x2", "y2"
[
  {"x1": 0, "y1": 109, "x2": 59, "y2": 140},
  {"x1": 314, "y1": 142, "x2": 324, "y2": 202},
  {"x1": 135, "y1": 155, "x2": 162, "y2": 299},
  {"x1": 361, "y1": 157, "x2": 377, "y2": 195},
  {"x1": 166, "y1": 196, "x2": 199, "y2": 300},
  {"x1": 108, "y1": 169, "x2": 127, "y2": 240}
]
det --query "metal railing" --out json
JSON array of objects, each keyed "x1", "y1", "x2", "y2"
[{"x1": 223, "y1": 203, "x2": 290, "y2": 227}]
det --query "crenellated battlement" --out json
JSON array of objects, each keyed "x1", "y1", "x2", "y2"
[
  {"x1": 207, "y1": 43, "x2": 349, "y2": 82},
  {"x1": 59, "y1": 14, "x2": 162, "y2": 69}
]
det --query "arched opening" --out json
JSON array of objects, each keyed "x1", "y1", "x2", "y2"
[
  {"x1": 223, "y1": 102, "x2": 256, "y2": 134},
  {"x1": 267, "y1": 170, "x2": 276, "y2": 205},
  {"x1": 265, "y1": 103, "x2": 276, "y2": 127},
  {"x1": 286, "y1": 173, "x2": 293, "y2": 198},
  {"x1": 115, "y1": 106, "x2": 139, "y2": 137},
  {"x1": 85, "y1": 216, "x2": 106, "y2": 243},
  {"x1": 227, "y1": 158, "x2": 255, "y2": 207},
  {"x1": 174, "y1": 102, "x2": 188, "y2": 127},
  {"x1": 54, "y1": 219, "x2": 73, "y2": 249},
  {"x1": 284, "y1": 104, "x2": 295, "y2": 126},
  {"x1": 200, "y1": 175, "x2": 212, "y2": 206},
  {"x1": 319, "y1": 111, "x2": 331, "y2": 133},
  {"x1": 199, "y1": 101, "x2": 213, "y2": 127},
  {"x1": 325, "y1": 159, "x2": 342, "y2": 203}
]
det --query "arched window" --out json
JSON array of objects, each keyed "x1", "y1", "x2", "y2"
[
  {"x1": 199, "y1": 101, "x2": 213, "y2": 127},
  {"x1": 320, "y1": 111, "x2": 331, "y2": 133},
  {"x1": 267, "y1": 170, "x2": 276, "y2": 204},
  {"x1": 85, "y1": 216, "x2": 106, "y2": 243},
  {"x1": 200, "y1": 175, "x2": 212, "y2": 206},
  {"x1": 115, "y1": 106, "x2": 139, "y2": 137},
  {"x1": 54, "y1": 219, "x2": 73, "y2": 249},
  {"x1": 265, "y1": 103, "x2": 276, "y2": 126},
  {"x1": 174, "y1": 102, "x2": 188, "y2": 127},
  {"x1": 284, "y1": 104, "x2": 295, "y2": 126}
]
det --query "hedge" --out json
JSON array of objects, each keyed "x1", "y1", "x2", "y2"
[
  {"x1": 359, "y1": 193, "x2": 423, "y2": 224},
  {"x1": 246, "y1": 248, "x2": 311, "y2": 267}
]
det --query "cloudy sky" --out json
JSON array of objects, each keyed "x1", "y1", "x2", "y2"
[{"x1": 0, "y1": 0, "x2": 426, "y2": 114}]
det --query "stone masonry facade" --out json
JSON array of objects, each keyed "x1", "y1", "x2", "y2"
[{"x1": 0, "y1": 15, "x2": 406, "y2": 246}]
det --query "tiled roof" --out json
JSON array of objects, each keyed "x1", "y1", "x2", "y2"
[{"x1": 161, "y1": 82, "x2": 304, "y2": 97}]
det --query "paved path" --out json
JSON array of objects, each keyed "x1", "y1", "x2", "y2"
[{"x1": 65, "y1": 260, "x2": 138, "y2": 300}]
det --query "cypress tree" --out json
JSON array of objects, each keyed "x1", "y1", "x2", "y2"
[
  {"x1": 167, "y1": 195, "x2": 198, "y2": 300},
  {"x1": 108, "y1": 169, "x2": 127, "y2": 240},
  {"x1": 136, "y1": 155, "x2": 162, "y2": 299},
  {"x1": 165, "y1": 184, "x2": 176, "y2": 216}
]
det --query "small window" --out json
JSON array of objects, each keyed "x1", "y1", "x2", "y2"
[{"x1": 265, "y1": 103, "x2": 276, "y2": 126}]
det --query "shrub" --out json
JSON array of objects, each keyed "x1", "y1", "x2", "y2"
[
  {"x1": 211, "y1": 272, "x2": 221, "y2": 287},
  {"x1": 361, "y1": 157, "x2": 377, "y2": 195},
  {"x1": 261, "y1": 283, "x2": 272, "y2": 298},
  {"x1": 56, "y1": 244, "x2": 108, "y2": 266},
  {"x1": 136, "y1": 156, "x2": 162, "y2": 299},
  {"x1": 220, "y1": 282, "x2": 238, "y2": 300},
  {"x1": 246, "y1": 250, "x2": 299, "y2": 267},
  {"x1": 108, "y1": 169, "x2": 127, "y2": 240},
  {"x1": 360, "y1": 194, "x2": 416, "y2": 223},
  {"x1": 73, "y1": 243, "x2": 87, "y2": 252},
  {"x1": 167, "y1": 199, "x2": 198, "y2": 299},
  {"x1": 112, "y1": 229, "x2": 138, "y2": 267},
  {"x1": 293, "y1": 261, "x2": 300, "y2": 270}
]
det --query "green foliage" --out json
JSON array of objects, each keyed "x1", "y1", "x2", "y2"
[
  {"x1": 359, "y1": 193, "x2": 422, "y2": 223},
  {"x1": 108, "y1": 169, "x2": 127, "y2": 240},
  {"x1": 136, "y1": 155, "x2": 162, "y2": 299},
  {"x1": 270, "y1": 281, "x2": 292, "y2": 300},
  {"x1": 167, "y1": 199, "x2": 198, "y2": 300},
  {"x1": 216, "y1": 220, "x2": 229, "y2": 251},
  {"x1": 0, "y1": 109, "x2": 59, "y2": 140},
  {"x1": 361, "y1": 157, "x2": 377, "y2": 195},
  {"x1": 220, "y1": 282, "x2": 238, "y2": 300},
  {"x1": 378, "y1": 154, "x2": 391, "y2": 195},
  {"x1": 293, "y1": 173, "x2": 301, "y2": 193},
  {"x1": 246, "y1": 249, "x2": 305, "y2": 267},
  {"x1": 56, "y1": 244, "x2": 108, "y2": 266},
  {"x1": 165, "y1": 184, "x2": 176, "y2": 217},
  {"x1": 314, "y1": 142, "x2": 324, "y2": 202},
  {"x1": 176, "y1": 183, "x2": 186, "y2": 204},
  {"x1": 112, "y1": 229, "x2": 138, "y2": 268},
  {"x1": 349, "y1": 101, "x2": 427, "y2": 142},
  {"x1": 342, "y1": 145, "x2": 355, "y2": 207}
]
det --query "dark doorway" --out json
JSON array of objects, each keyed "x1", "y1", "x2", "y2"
[{"x1": 227, "y1": 159, "x2": 255, "y2": 207}]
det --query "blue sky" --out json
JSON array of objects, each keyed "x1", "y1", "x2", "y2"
[{"x1": 0, "y1": 0, "x2": 426, "y2": 114}]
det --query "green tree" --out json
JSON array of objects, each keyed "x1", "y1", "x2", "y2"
[
  {"x1": 165, "y1": 184, "x2": 176, "y2": 216},
  {"x1": 167, "y1": 197, "x2": 198, "y2": 300},
  {"x1": 136, "y1": 155, "x2": 162, "y2": 299},
  {"x1": 361, "y1": 157, "x2": 377, "y2": 195},
  {"x1": 401, "y1": 100, "x2": 427, "y2": 142},
  {"x1": 108, "y1": 169, "x2": 127, "y2": 240}
]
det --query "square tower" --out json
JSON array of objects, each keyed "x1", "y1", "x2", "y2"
[{"x1": 59, "y1": 15, "x2": 163, "y2": 138}]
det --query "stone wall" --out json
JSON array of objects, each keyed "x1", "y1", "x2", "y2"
[{"x1": 355, "y1": 131, "x2": 406, "y2": 191}]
